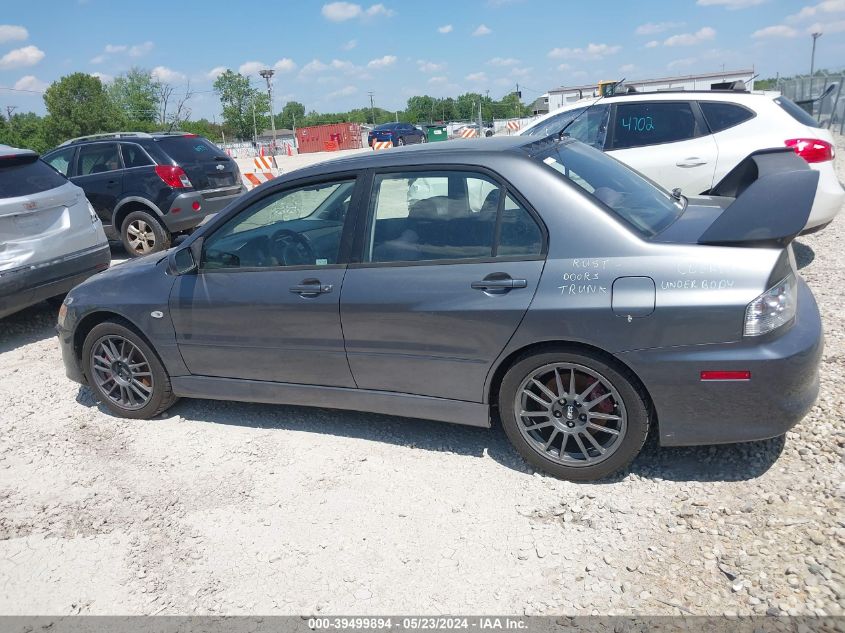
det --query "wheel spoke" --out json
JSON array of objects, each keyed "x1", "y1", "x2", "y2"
[
  {"x1": 524, "y1": 420, "x2": 553, "y2": 431},
  {"x1": 553, "y1": 368, "x2": 564, "y2": 398},
  {"x1": 585, "y1": 391, "x2": 613, "y2": 410},
  {"x1": 523, "y1": 389, "x2": 552, "y2": 408},
  {"x1": 587, "y1": 422, "x2": 620, "y2": 436},
  {"x1": 568, "y1": 368, "x2": 576, "y2": 398},
  {"x1": 581, "y1": 430, "x2": 606, "y2": 455},
  {"x1": 531, "y1": 378, "x2": 558, "y2": 403},
  {"x1": 588, "y1": 412, "x2": 621, "y2": 421},
  {"x1": 572, "y1": 433, "x2": 591, "y2": 461},
  {"x1": 543, "y1": 429, "x2": 559, "y2": 451},
  {"x1": 578, "y1": 379, "x2": 600, "y2": 401}
]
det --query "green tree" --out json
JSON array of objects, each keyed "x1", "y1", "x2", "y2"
[
  {"x1": 405, "y1": 95, "x2": 437, "y2": 124},
  {"x1": 109, "y1": 67, "x2": 160, "y2": 126},
  {"x1": 179, "y1": 118, "x2": 223, "y2": 140},
  {"x1": 213, "y1": 70, "x2": 269, "y2": 141},
  {"x1": 43, "y1": 73, "x2": 120, "y2": 145},
  {"x1": 279, "y1": 101, "x2": 305, "y2": 129}
]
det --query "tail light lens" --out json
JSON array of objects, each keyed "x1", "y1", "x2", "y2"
[
  {"x1": 154, "y1": 165, "x2": 193, "y2": 188},
  {"x1": 785, "y1": 138, "x2": 834, "y2": 163},
  {"x1": 744, "y1": 274, "x2": 797, "y2": 336}
]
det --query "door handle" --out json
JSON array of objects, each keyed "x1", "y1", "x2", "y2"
[
  {"x1": 676, "y1": 157, "x2": 707, "y2": 168},
  {"x1": 106, "y1": 180, "x2": 119, "y2": 187},
  {"x1": 290, "y1": 281, "x2": 333, "y2": 296},
  {"x1": 471, "y1": 278, "x2": 528, "y2": 290}
]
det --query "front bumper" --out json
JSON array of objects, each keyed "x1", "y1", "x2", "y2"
[
  {"x1": 619, "y1": 279, "x2": 823, "y2": 446},
  {"x1": 0, "y1": 244, "x2": 111, "y2": 319},
  {"x1": 163, "y1": 186, "x2": 244, "y2": 232}
]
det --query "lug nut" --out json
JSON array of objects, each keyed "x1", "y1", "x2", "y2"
[
  {"x1": 559, "y1": 399, "x2": 566, "y2": 405},
  {"x1": 579, "y1": 414, "x2": 587, "y2": 422},
  {"x1": 553, "y1": 411, "x2": 562, "y2": 418},
  {"x1": 567, "y1": 421, "x2": 575, "y2": 428}
]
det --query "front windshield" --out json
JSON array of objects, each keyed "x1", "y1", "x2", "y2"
[
  {"x1": 522, "y1": 105, "x2": 609, "y2": 150},
  {"x1": 532, "y1": 140, "x2": 683, "y2": 236}
]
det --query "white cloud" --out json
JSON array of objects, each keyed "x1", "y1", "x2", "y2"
[
  {"x1": 0, "y1": 25, "x2": 28, "y2": 43},
  {"x1": 104, "y1": 44, "x2": 127, "y2": 53},
  {"x1": 206, "y1": 66, "x2": 227, "y2": 80},
  {"x1": 342, "y1": 39, "x2": 357, "y2": 50},
  {"x1": 151, "y1": 66, "x2": 186, "y2": 84},
  {"x1": 301, "y1": 59, "x2": 329, "y2": 74},
  {"x1": 645, "y1": 40, "x2": 660, "y2": 48},
  {"x1": 473, "y1": 24, "x2": 492, "y2": 36},
  {"x1": 510, "y1": 66, "x2": 532, "y2": 77},
  {"x1": 428, "y1": 75, "x2": 448, "y2": 84},
  {"x1": 557, "y1": 63, "x2": 570, "y2": 71},
  {"x1": 89, "y1": 71, "x2": 113, "y2": 83},
  {"x1": 752, "y1": 24, "x2": 798, "y2": 38},
  {"x1": 90, "y1": 54, "x2": 107, "y2": 64},
  {"x1": 488, "y1": 57, "x2": 520, "y2": 66},
  {"x1": 239, "y1": 60, "x2": 267, "y2": 75},
  {"x1": 321, "y1": 2, "x2": 394, "y2": 21},
  {"x1": 438, "y1": 24, "x2": 453, "y2": 33},
  {"x1": 697, "y1": 0, "x2": 765, "y2": 7},
  {"x1": 274, "y1": 58, "x2": 297, "y2": 73},
  {"x1": 13, "y1": 75, "x2": 47, "y2": 92},
  {"x1": 663, "y1": 26, "x2": 716, "y2": 46},
  {"x1": 667, "y1": 57, "x2": 697, "y2": 69},
  {"x1": 367, "y1": 54, "x2": 396, "y2": 68},
  {"x1": 128, "y1": 41, "x2": 154, "y2": 57},
  {"x1": 328, "y1": 85, "x2": 357, "y2": 98},
  {"x1": 619, "y1": 63, "x2": 636, "y2": 73},
  {"x1": 466, "y1": 71, "x2": 487, "y2": 82},
  {"x1": 548, "y1": 43, "x2": 621, "y2": 60},
  {"x1": 806, "y1": 18, "x2": 845, "y2": 31},
  {"x1": 0, "y1": 45, "x2": 45, "y2": 70},
  {"x1": 635, "y1": 21, "x2": 684, "y2": 35},
  {"x1": 788, "y1": 0, "x2": 845, "y2": 21},
  {"x1": 417, "y1": 60, "x2": 444, "y2": 73}
]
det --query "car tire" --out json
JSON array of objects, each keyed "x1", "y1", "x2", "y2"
[
  {"x1": 82, "y1": 320, "x2": 178, "y2": 419},
  {"x1": 120, "y1": 210, "x2": 170, "y2": 257},
  {"x1": 498, "y1": 348, "x2": 649, "y2": 481},
  {"x1": 397, "y1": 137, "x2": 406, "y2": 146}
]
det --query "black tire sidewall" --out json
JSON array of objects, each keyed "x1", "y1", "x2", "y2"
[
  {"x1": 498, "y1": 350, "x2": 649, "y2": 481},
  {"x1": 82, "y1": 321, "x2": 174, "y2": 419},
  {"x1": 120, "y1": 210, "x2": 170, "y2": 257}
]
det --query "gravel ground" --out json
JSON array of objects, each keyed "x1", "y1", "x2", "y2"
[{"x1": 0, "y1": 139, "x2": 843, "y2": 617}]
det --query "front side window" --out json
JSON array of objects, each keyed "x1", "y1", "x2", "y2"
[
  {"x1": 610, "y1": 102, "x2": 701, "y2": 149},
  {"x1": 366, "y1": 170, "x2": 543, "y2": 263},
  {"x1": 202, "y1": 179, "x2": 354, "y2": 270},
  {"x1": 44, "y1": 147, "x2": 75, "y2": 176},
  {"x1": 78, "y1": 143, "x2": 122, "y2": 175},
  {"x1": 534, "y1": 140, "x2": 683, "y2": 237}
]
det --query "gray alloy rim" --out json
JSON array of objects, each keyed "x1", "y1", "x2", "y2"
[
  {"x1": 126, "y1": 219, "x2": 156, "y2": 254},
  {"x1": 514, "y1": 362, "x2": 627, "y2": 467},
  {"x1": 397, "y1": 137, "x2": 405, "y2": 146},
  {"x1": 90, "y1": 335, "x2": 154, "y2": 410}
]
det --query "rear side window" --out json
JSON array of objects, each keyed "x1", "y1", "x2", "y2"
[
  {"x1": 121, "y1": 143, "x2": 154, "y2": 168},
  {"x1": 773, "y1": 96, "x2": 820, "y2": 128},
  {"x1": 700, "y1": 101, "x2": 755, "y2": 133},
  {"x1": 610, "y1": 102, "x2": 702, "y2": 149},
  {"x1": 156, "y1": 136, "x2": 227, "y2": 162},
  {"x1": 0, "y1": 158, "x2": 68, "y2": 197}
]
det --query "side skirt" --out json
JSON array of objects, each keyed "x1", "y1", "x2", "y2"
[{"x1": 171, "y1": 376, "x2": 492, "y2": 428}]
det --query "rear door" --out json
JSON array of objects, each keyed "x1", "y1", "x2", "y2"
[
  {"x1": 340, "y1": 168, "x2": 546, "y2": 402},
  {"x1": 73, "y1": 142, "x2": 124, "y2": 225},
  {"x1": 606, "y1": 101, "x2": 718, "y2": 195},
  {"x1": 154, "y1": 135, "x2": 238, "y2": 191}
]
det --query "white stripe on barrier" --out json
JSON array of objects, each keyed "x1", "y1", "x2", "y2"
[{"x1": 372, "y1": 141, "x2": 393, "y2": 150}]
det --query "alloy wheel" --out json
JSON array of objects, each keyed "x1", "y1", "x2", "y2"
[
  {"x1": 126, "y1": 219, "x2": 156, "y2": 255},
  {"x1": 514, "y1": 362, "x2": 627, "y2": 467},
  {"x1": 90, "y1": 335, "x2": 155, "y2": 410}
]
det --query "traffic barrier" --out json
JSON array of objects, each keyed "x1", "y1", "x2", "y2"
[
  {"x1": 459, "y1": 128, "x2": 478, "y2": 139},
  {"x1": 507, "y1": 121, "x2": 521, "y2": 131},
  {"x1": 372, "y1": 141, "x2": 393, "y2": 150},
  {"x1": 242, "y1": 170, "x2": 279, "y2": 189},
  {"x1": 254, "y1": 156, "x2": 274, "y2": 170}
]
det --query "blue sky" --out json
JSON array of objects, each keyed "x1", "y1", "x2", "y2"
[{"x1": 1, "y1": 0, "x2": 844, "y2": 119}]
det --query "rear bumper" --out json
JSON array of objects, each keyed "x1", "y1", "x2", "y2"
[
  {"x1": 619, "y1": 279, "x2": 823, "y2": 446},
  {"x1": 804, "y1": 164, "x2": 844, "y2": 231},
  {"x1": 163, "y1": 186, "x2": 244, "y2": 232},
  {"x1": 0, "y1": 244, "x2": 111, "y2": 319}
]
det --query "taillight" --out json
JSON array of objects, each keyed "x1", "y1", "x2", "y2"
[
  {"x1": 785, "y1": 138, "x2": 834, "y2": 163},
  {"x1": 154, "y1": 165, "x2": 193, "y2": 188}
]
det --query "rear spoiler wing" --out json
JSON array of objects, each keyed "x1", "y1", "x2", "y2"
[{"x1": 698, "y1": 148, "x2": 818, "y2": 247}]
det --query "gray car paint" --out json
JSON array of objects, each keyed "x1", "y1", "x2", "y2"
[{"x1": 57, "y1": 137, "x2": 823, "y2": 446}]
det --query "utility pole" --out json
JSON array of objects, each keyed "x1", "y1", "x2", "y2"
[
  {"x1": 259, "y1": 69, "x2": 277, "y2": 165},
  {"x1": 368, "y1": 91, "x2": 375, "y2": 125},
  {"x1": 251, "y1": 98, "x2": 258, "y2": 148},
  {"x1": 810, "y1": 32, "x2": 822, "y2": 76}
]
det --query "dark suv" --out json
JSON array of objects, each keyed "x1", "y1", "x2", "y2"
[{"x1": 42, "y1": 132, "x2": 245, "y2": 256}]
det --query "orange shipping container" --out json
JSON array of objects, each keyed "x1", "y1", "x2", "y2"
[{"x1": 297, "y1": 123, "x2": 363, "y2": 154}]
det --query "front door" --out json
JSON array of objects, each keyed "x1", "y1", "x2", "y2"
[
  {"x1": 606, "y1": 101, "x2": 718, "y2": 195},
  {"x1": 169, "y1": 176, "x2": 360, "y2": 387},
  {"x1": 72, "y1": 142, "x2": 124, "y2": 227},
  {"x1": 340, "y1": 169, "x2": 546, "y2": 403}
]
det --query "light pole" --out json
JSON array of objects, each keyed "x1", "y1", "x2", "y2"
[
  {"x1": 259, "y1": 69, "x2": 276, "y2": 163},
  {"x1": 810, "y1": 32, "x2": 822, "y2": 76},
  {"x1": 368, "y1": 91, "x2": 375, "y2": 125}
]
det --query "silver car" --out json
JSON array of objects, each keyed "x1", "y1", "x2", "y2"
[{"x1": 0, "y1": 145, "x2": 110, "y2": 318}]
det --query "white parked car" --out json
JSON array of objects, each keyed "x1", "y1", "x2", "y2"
[
  {"x1": 519, "y1": 90, "x2": 844, "y2": 232},
  {"x1": 0, "y1": 145, "x2": 110, "y2": 318}
]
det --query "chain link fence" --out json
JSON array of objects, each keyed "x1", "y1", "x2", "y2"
[{"x1": 777, "y1": 73, "x2": 844, "y2": 134}]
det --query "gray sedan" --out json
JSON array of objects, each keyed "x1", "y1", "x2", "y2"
[{"x1": 57, "y1": 136, "x2": 823, "y2": 480}]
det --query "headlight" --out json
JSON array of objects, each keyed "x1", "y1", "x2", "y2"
[{"x1": 744, "y1": 274, "x2": 797, "y2": 336}]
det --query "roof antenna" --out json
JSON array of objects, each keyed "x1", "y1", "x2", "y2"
[{"x1": 557, "y1": 77, "x2": 625, "y2": 141}]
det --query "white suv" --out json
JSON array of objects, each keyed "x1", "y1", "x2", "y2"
[
  {"x1": 0, "y1": 145, "x2": 110, "y2": 318},
  {"x1": 519, "y1": 90, "x2": 844, "y2": 232}
]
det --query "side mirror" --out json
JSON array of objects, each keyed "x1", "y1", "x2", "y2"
[
  {"x1": 167, "y1": 246, "x2": 197, "y2": 275},
  {"x1": 173, "y1": 233, "x2": 190, "y2": 247}
]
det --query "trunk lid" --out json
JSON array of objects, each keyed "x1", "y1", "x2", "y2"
[{"x1": 155, "y1": 136, "x2": 238, "y2": 191}]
